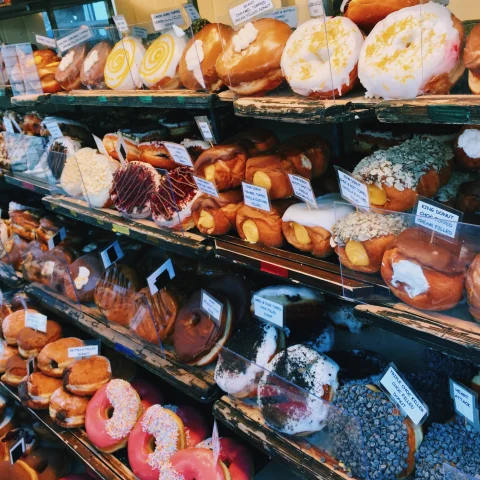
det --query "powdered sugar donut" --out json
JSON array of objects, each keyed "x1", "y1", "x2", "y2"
[
  {"x1": 359, "y1": 3, "x2": 464, "y2": 99},
  {"x1": 281, "y1": 17, "x2": 364, "y2": 98}
]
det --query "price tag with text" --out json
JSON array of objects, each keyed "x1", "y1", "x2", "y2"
[
  {"x1": 201, "y1": 290, "x2": 223, "y2": 326},
  {"x1": 25, "y1": 312, "x2": 47, "y2": 333},
  {"x1": 335, "y1": 167, "x2": 370, "y2": 208},
  {"x1": 253, "y1": 295, "x2": 284, "y2": 329},
  {"x1": 308, "y1": 0, "x2": 325, "y2": 17},
  {"x1": 35, "y1": 34, "x2": 57, "y2": 49},
  {"x1": 132, "y1": 26, "x2": 148, "y2": 39},
  {"x1": 93, "y1": 134, "x2": 109, "y2": 157},
  {"x1": 193, "y1": 176, "x2": 219, "y2": 198},
  {"x1": 164, "y1": 142, "x2": 194, "y2": 167},
  {"x1": 414, "y1": 197, "x2": 462, "y2": 241},
  {"x1": 9, "y1": 438, "x2": 25, "y2": 464},
  {"x1": 152, "y1": 9, "x2": 184, "y2": 31},
  {"x1": 47, "y1": 227, "x2": 66, "y2": 250},
  {"x1": 288, "y1": 174, "x2": 316, "y2": 207},
  {"x1": 263, "y1": 6, "x2": 297, "y2": 28},
  {"x1": 100, "y1": 241, "x2": 124, "y2": 269},
  {"x1": 242, "y1": 182, "x2": 270, "y2": 212},
  {"x1": 68, "y1": 341, "x2": 100, "y2": 358},
  {"x1": 194, "y1": 116, "x2": 216, "y2": 143},
  {"x1": 230, "y1": 0, "x2": 274, "y2": 25},
  {"x1": 183, "y1": 3, "x2": 200, "y2": 20},
  {"x1": 147, "y1": 259, "x2": 175, "y2": 295},
  {"x1": 44, "y1": 120, "x2": 63, "y2": 139},
  {"x1": 450, "y1": 379, "x2": 480, "y2": 428},
  {"x1": 57, "y1": 27, "x2": 93, "y2": 53},
  {"x1": 113, "y1": 15, "x2": 129, "y2": 32}
]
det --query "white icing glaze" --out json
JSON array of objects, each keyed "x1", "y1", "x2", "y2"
[
  {"x1": 185, "y1": 40, "x2": 205, "y2": 89},
  {"x1": 59, "y1": 50, "x2": 75, "y2": 72},
  {"x1": 41, "y1": 261, "x2": 55, "y2": 278},
  {"x1": 391, "y1": 260, "x2": 429, "y2": 298},
  {"x1": 458, "y1": 129, "x2": 480, "y2": 159},
  {"x1": 74, "y1": 266, "x2": 90, "y2": 290},
  {"x1": 232, "y1": 22, "x2": 258, "y2": 53},
  {"x1": 253, "y1": 285, "x2": 324, "y2": 306},
  {"x1": 281, "y1": 17, "x2": 364, "y2": 97},
  {"x1": 84, "y1": 49, "x2": 99, "y2": 74},
  {"x1": 282, "y1": 193, "x2": 354, "y2": 229},
  {"x1": 358, "y1": 3, "x2": 461, "y2": 99}
]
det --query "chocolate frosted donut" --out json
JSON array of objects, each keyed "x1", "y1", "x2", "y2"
[
  {"x1": 55, "y1": 44, "x2": 87, "y2": 91},
  {"x1": 81, "y1": 42, "x2": 111, "y2": 89}
]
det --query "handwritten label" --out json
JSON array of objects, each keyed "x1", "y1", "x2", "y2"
[
  {"x1": 380, "y1": 364, "x2": 428, "y2": 426},
  {"x1": 3, "y1": 117, "x2": 14, "y2": 134},
  {"x1": 263, "y1": 6, "x2": 297, "y2": 27},
  {"x1": 68, "y1": 344, "x2": 99, "y2": 358},
  {"x1": 25, "y1": 312, "x2": 47, "y2": 333},
  {"x1": 229, "y1": 0, "x2": 274, "y2": 25},
  {"x1": 450, "y1": 379, "x2": 479, "y2": 427},
  {"x1": 93, "y1": 134, "x2": 109, "y2": 157},
  {"x1": 308, "y1": 0, "x2": 325, "y2": 17},
  {"x1": 336, "y1": 167, "x2": 370, "y2": 208},
  {"x1": 193, "y1": 176, "x2": 219, "y2": 198},
  {"x1": 152, "y1": 9, "x2": 184, "y2": 31},
  {"x1": 183, "y1": 3, "x2": 200, "y2": 20},
  {"x1": 9, "y1": 438, "x2": 25, "y2": 464},
  {"x1": 100, "y1": 241, "x2": 124, "y2": 269},
  {"x1": 194, "y1": 116, "x2": 215, "y2": 143},
  {"x1": 132, "y1": 26, "x2": 148, "y2": 39},
  {"x1": 47, "y1": 227, "x2": 66, "y2": 250},
  {"x1": 147, "y1": 259, "x2": 175, "y2": 295},
  {"x1": 201, "y1": 290, "x2": 223, "y2": 326},
  {"x1": 288, "y1": 174, "x2": 316, "y2": 207},
  {"x1": 44, "y1": 120, "x2": 62, "y2": 139},
  {"x1": 415, "y1": 197, "x2": 461, "y2": 240},
  {"x1": 35, "y1": 35, "x2": 57, "y2": 49},
  {"x1": 242, "y1": 182, "x2": 270, "y2": 212},
  {"x1": 112, "y1": 14, "x2": 129, "y2": 32},
  {"x1": 253, "y1": 295, "x2": 284, "y2": 328},
  {"x1": 212, "y1": 420, "x2": 220, "y2": 465},
  {"x1": 164, "y1": 142, "x2": 194, "y2": 167},
  {"x1": 57, "y1": 27, "x2": 93, "y2": 53}
]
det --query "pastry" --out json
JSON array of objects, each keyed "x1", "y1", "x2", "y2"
[
  {"x1": 216, "y1": 19, "x2": 292, "y2": 96},
  {"x1": 1, "y1": 354, "x2": 27, "y2": 387},
  {"x1": 37, "y1": 337, "x2": 85, "y2": 377},
  {"x1": 464, "y1": 23, "x2": 480, "y2": 95},
  {"x1": 358, "y1": 3, "x2": 464, "y2": 99},
  {"x1": 434, "y1": 171, "x2": 477, "y2": 208},
  {"x1": 138, "y1": 141, "x2": 175, "y2": 169},
  {"x1": 2, "y1": 309, "x2": 39, "y2": 346},
  {"x1": 179, "y1": 23, "x2": 233, "y2": 92},
  {"x1": 180, "y1": 139, "x2": 211, "y2": 161},
  {"x1": 332, "y1": 210, "x2": 409, "y2": 274},
  {"x1": 455, "y1": 126, "x2": 480, "y2": 171},
  {"x1": 284, "y1": 134, "x2": 331, "y2": 178},
  {"x1": 282, "y1": 193, "x2": 354, "y2": 258},
  {"x1": 33, "y1": 50, "x2": 62, "y2": 93},
  {"x1": 281, "y1": 17, "x2": 363, "y2": 98},
  {"x1": 40, "y1": 116, "x2": 89, "y2": 140},
  {"x1": 382, "y1": 228, "x2": 468, "y2": 311},
  {"x1": 36, "y1": 215, "x2": 63, "y2": 244},
  {"x1": 104, "y1": 36, "x2": 146, "y2": 90},
  {"x1": 140, "y1": 29, "x2": 187, "y2": 89},
  {"x1": 63, "y1": 253, "x2": 104, "y2": 303},
  {"x1": 55, "y1": 44, "x2": 87, "y2": 91},
  {"x1": 9, "y1": 205, "x2": 42, "y2": 241},
  {"x1": 353, "y1": 123, "x2": 411, "y2": 155},
  {"x1": 17, "y1": 320, "x2": 62, "y2": 358},
  {"x1": 81, "y1": 41, "x2": 111, "y2": 89},
  {"x1": 63, "y1": 355, "x2": 112, "y2": 396},
  {"x1": 49, "y1": 387, "x2": 90, "y2": 428},
  {"x1": 11, "y1": 448, "x2": 69, "y2": 479},
  {"x1": 457, "y1": 180, "x2": 480, "y2": 215},
  {"x1": 0, "y1": 342, "x2": 18, "y2": 374},
  {"x1": 103, "y1": 132, "x2": 140, "y2": 161},
  {"x1": 170, "y1": 448, "x2": 229, "y2": 479},
  {"x1": 224, "y1": 128, "x2": 278, "y2": 156},
  {"x1": 18, "y1": 372, "x2": 63, "y2": 409},
  {"x1": 1, "y1": 235, "x2": 29, "y2": 271},
  {"x1": 22, "y1": 112, "x2": 44, "y2": 136},
  {"x1": 0, "y1": 427, "x2": 36, "y2": 460}
]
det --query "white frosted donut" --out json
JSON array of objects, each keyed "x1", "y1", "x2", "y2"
[
  {"x1": 359, "y1": 3, "x2": 463, "y2": 99},
  {"x1": 281, "y1": 17, "x2": 364, "y2": 98}
]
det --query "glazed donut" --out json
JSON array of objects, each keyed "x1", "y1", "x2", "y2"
[
  {"x1": 215, "y1": 19, "x2": 292, "y2": 96},
  {"x1": 170, "y1": 448, "x2": 229, "y2": 480},
  {"x1": 138, "y1": 141, "x2": 175, "y2": 170},
  {"x1": 281, "y1": 17, "x2": 363, "y2": 98},
  {"x1": 455, "y1": 127, "x2": 480, "y2": 171},
  {"x1": 55, "y1": 44, "x2": 87, "y2": 91},
  {"x1": 81, "y1": 42, "x2": 111, "y2": 89},
  {"x1": 85, "y1": 379, "x2": 142, "y2": 453},
  {"x1": 37, "y1": 338, "x2": 85, "y2": 377},
  {"x1": 0, "y1": 342, "x2": 18, "y2": 374},
  {"x1": 1, "y1": 354, "x2": 27, "y2": 387},
  {"x1": 465, "y1": 23, "x2": 480, "y2": 95},
  {"x1": 17, "y1": 320, "x2": 62, "y2": 359},
  {"x1": 128, "y1": 405, "x2": 186, "y2": 480},
  {"x1": 18, "y1": 372, "x2": 63, "y2": 409},
  {"x1": 63, "y1": 254, "x2": 104, "y2": 303},
  {"x1": 103, "y1": 132, "x2": 140, "y2": 162},
  {"x1": 0, "y1": 427, "x2": 36, "y2": 460},
  {"x1": 2, "y1": 309, "x2": 39, "y2": 346},
  {"x1": 131, "y1": 379, "x2": 164, "y2": 410},
  {"x1": 358, "y1": 3, "x2": 464, "y2": 99},
  {"x1": 165, "y1": 405, "x2": 209, "y2": 448},
  {"x1": 63, "y1": 355, "x2": 112, "y2": 396},
  {"x1": 49, "y1": 387, "x2": 90, "y2": 428}
]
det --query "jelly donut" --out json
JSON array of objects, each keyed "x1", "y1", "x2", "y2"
[
  {"x1": 281, "y1": 17, "x2": 363, "y2": 98},
  {"x1": 49, "y1": 387, "x2": 90, "y2": 428},
  {"x1": 18, "y1": 372, "x2": 62, "y2": 409},
  {"x1": 165, "y1": 405, "x2": 209, "y2": 448},
  {"x1": 2, "y1": 309, "x2": 39, "y2": 346},
  {"x1": 37, "y1": 338, "x2": 85, "y2": 377},
  {"x1": 0, "y1": 341, "x2": 18, "y2": 374},
  {"x1": 1, "y1": 354, "x2": 27, "y2": 387},
  {"x1": 0, "y1": 427, "x2": 36, "y2": 460},
  {"x1": 170, "y1": 447, "x2": 229, "y2": 480},
  {"x1": 128, "y1": 405, "x2": 186, "y2": 480},
  {"x1": 17, "y1": 320, "x2": 62, "y2": 358},
  {"x1": 358, "y1": 3, "x2": 464, "y2": 99},
  {"x1": 63, "y1": 355, "x2": 112, "y2": 396},
  {"x1": 85, "y1": 379, "x2": 142, "y2": 453},
  {"x1": 131, "y1": 379, "x2": 164, "y2": 410}
]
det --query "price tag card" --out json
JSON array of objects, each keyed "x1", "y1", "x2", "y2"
[
  {"x1": 100, "y1": 241, "x2": 124, "y2": 269},
  {"x1": 450, "y1": 379, "x2": 480, "y2": 428},
  {"x1": 25, "y1": 312, "x2": 47, "y2": 333},
  {"x1": 308, "y1": 0, "x2": 325, "y2": 17},
  {"x1": 3, "y1": 117, "x2": 14, "y2": 134},
  {"x1": 116, "y1": 132, "x2": 128, "y2": 165},
  {"x1": 27, "y1": 357, "x2": 36, "y2": 376},
  {"x1": 193, "y1": 176, "x2": 219, "y2": 198},
  {"x1": 288, "y1": 174, "x2": 316, "y2": 207},
  {"x1": 9, "y1": 438, "x2": 25, "y2": 464},
  {"x1": 44, "y1": 120, "x2": 62, "y2": 139},
  {"x1": 335, "y1": 166, "x2": 370, "y2": 208},
  {"x1": 379, "y1": 363, "x2": 429, "y2": 426},
  {"x1": 229, "y1": 0, "x2": 274, "y2": 25},
  {"x1": 414, "y1": 196, "x2": 462, "y2": 241},
  {"x1": 183, "y1": 3, "x2": 200, "y2": 20},
  {"x1": 132, "y1": 26, "x2": 148, "y2": 39},
  {"x1": 113, "y1": 14, "x2": 129, "y2": 32},
  {"x1": 263, "y1": 6, "x2": 297, "y2": 28},
  {"x1": 194, "y1": 116, "x2": 216, "y2": 143},
  {"x1": 253, "y1": 295, "x2": 284, "y2": 329},
  {"x1": 147, "y1": 258, "x2": 176, "y2": 295},
  {"x1": 68, "y1": 341, "x2": 100, "y2": 358},
  {"x1": 47, "y1": 227, "x2": 67, "y2": 250},
  {"x1": 35, "y1": 34, "x2": 57, "y2": 49},
  {"x1": 212, "y1": 420, "x2": 220, "y2": 465},
  {"x1": 164, "y1": 142, "x2": 194, "y2": 167},
  {"x1": 201, "y1": 290, "x2": 223, "y2": 326},
  {"x1": 152, "y1": 9, "x2": 184, "y2": 31},
  {"x1": 57, "y1": 27, "x2": 93, "y2": 53},
  {"x1": 93, "y1": 134, "x2": 109, "y2": 157},
  {"x1": 242, "y1": 182, "x2": 271, "y2": 212}
]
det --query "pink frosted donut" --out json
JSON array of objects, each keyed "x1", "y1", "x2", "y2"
[
  {"x1": 166, "y1": 405, "x2": 209, "y2": 448},
  {"x1": 85, "y1": 379, "x2": 142, "y2": 453},
  {"x1": 131, "y1": 379, "x2": 164, "y2": 410},
  {"x1": 170, "y1": 448, "x2": 228, "y2": 480}
]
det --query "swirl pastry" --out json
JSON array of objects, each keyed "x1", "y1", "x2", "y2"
[{"x1": 81, "y1": 42, "x2": 112, "y2": 89}]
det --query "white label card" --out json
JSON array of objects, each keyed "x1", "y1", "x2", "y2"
[
  {"x1": 112, "y1": 15, "x2": 129, "y2": 32},
  {"x1": 450, "y1": 379, "x2": 480, "y2": 427},
  {"x1": 194, "y1": 116, "x2": 215, "y2": 143},
  {"x1": 380, "y1": 364, "x2": 429, "y2": 426},
  {"x1": 336, "y1": 167, "x2": 370, "y2": 208},
  {"x1": 3, "y1": 117, "x2": 14, "y2": 134},
  {"x1": 183, "y1": 3, "x2": 200, "y2": 20},
  {"x1": 100, "y1": 241, "x2": 124, "y2": 269},
  {"x1": 35, "y1": 35, "x2": 57, "y2": 49},
  {"x1": 44, "y1": 120, "x2": 62, "y2": 139},
  {"x1": 288, "y1": 174, "x2": 316, "y2": 207},
  {"x1": 414, "y1": 197, "x2": 462, "y2": 240},
  {"x1": 193, "y1": 176, "x2": 219, "y2": 198},
  {"x1": 47, "y1": 227, "x2": 67, "y2": 250},
  {"x1": 263, "y1": 7, "x2": 297, "y2": 27},
  {"x1": 201, "y1": 290, "x2": 223, "y2": 326},
  {"x1": 152, "y1": 9, "x2": 184, "y2": 31},
  {"x1": 25, "y1": 312, "x2": 47, "y2": 333},
  {"x1": 9, "y1": 438, "x2": 25, "y2": 465},
  {"x1": 147, "y1": 258, "x2": 176, "y2": 295},
  {"x1": 242, "y1": 182, "x2": 271, "y2": 212},
  {"x1": 93, "y1": 134, "x2": 109, "y2": 157},
  {"x1": 68, "y1": 345, "x2": 99, "y2": 358},
  {"x1": 253, "y1": 295, "x2": 284, "y2": 328},
  {"x1": 132, "y1": 26, "x2": 148, "y2": 39},
  {"x1": 308, "y1": 0, "x2": 325, "y2": 17},
  {"x1": 230, "y1": 0, "x2": 274, "y2": 25},
  {"x1": 57, "y1": 27, "x2": 93, "y2": 53},
  {"x1": 164, "y1": 142, "x2": 194, "y2": 167}
]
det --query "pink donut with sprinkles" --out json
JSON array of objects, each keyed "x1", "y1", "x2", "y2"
[{"x1": 85, "y1": 379, "x2": 142, "y2": 453}]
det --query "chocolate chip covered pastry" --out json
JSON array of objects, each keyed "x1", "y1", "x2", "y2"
[{"x1": 433, "y1": 171, "x2": 477, "y2": 208}]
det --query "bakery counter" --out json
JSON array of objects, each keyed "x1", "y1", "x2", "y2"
[
  {"x1": 42, "y1": 195, "x2": 212, "y2": 259},
  {"x1": 25, "y1": 283, "x2": 222, "y2": 403},
  {"x1": 4, "y1": 172, "x2": 57, "y2": 196}
]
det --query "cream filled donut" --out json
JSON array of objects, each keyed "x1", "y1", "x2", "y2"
[
  {"x1": 140, "y1": 30, "x2": 187, "y2": 89},
  {"x1": 105, "y1": 36, "x2": 146, "y2": 90},
  {"x1": 281, "y1": 17, "x2": 364, "y2": 98},
  {"x1": 358, "y1": 3, "x2": 464, "y2": 99}
]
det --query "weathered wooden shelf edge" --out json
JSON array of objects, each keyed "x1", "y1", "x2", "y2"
[
  {"x1": 25, "y1": 283, "x2": 221, "y2": 404},
  {"x1": 4, "y1": 173, "x2": 55, "y2": 195}
]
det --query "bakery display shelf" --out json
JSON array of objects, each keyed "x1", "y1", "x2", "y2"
[
  {"x1": 42, "y1": 195, "x2": 212, "y2": 259},
  {"x1": 354, "y1": 303, "x2": 480, "y2": 364},
  {"x1": 24, "y1": 282, "x2": 222, "y2": 403},
  {"x1": 213, "y1": 396, "x2": 353, "y2": 480},
  {"x1": 4, "y1": 172, "x2": 56, "y2": 195},
  {"x1": 0, "y1": 382, "x2": 126, "y2": 480},
  {"x1": 10, "y1": 92, "x2": 51, "y2": 107}
]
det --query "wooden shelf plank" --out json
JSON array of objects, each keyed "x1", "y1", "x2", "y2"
[{"x1": 4, "y1": 173, "x2": 56, "y2": 196}]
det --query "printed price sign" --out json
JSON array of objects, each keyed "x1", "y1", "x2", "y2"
[
  {"x1": 414, "y1": 197, "x2": 462, "y2": 240},
  {"x1": 380, "y1": 363, "x2": 429, "y2": 426},
  {"x1": 35, "y1": 35, "x2": 57, "y2": 49},
  {"x1": 9, "y1": 438, "x2": 25, "y2": 464},
  {"x1": 93, "y1": 134, "x2": 109, "y2": 157},
  {"x1": 308, "y1": 0, "x2": 325, "y2": 17},
  {"x1": 152, "y1": 9, "x2": 184, "y2": 31},
  {"x1": 132, "y1": 26, "x2": 147, "y2": 39},
  {"x1": 25, "y1": 312, "x2": 47, "y2": 333},
  {"x1": 68, "y1": 341, "x2": 100, "y2": 358},
  {"x1": 242, "y1": 182, "x2": 271, "y2": 212},
  {"x1": 263, "y1": 7, "x2": 297, "y2": 27},
  {"x1": 183, "y1": 3, "x2": 200, "y2": 20},
  {"x1": 194, "y1": 116, "x2": 216, "y2": 143},
  {"x1": 100, "y1": 241, "x2": 124, "y2": 269},
  {"x1": 44, "y1": 120, "x2": 62, "y2": 139},
  {"x1": 450, "y1": 379, "x2": 480, "y2": 428},
  {"x1": 47, "y1": 227, "x2": 66, "y2": 250},
  {"x1": 57, "y1": 27, "x2": 93, "y2": 53},
  {"x1": 164, "y1": 142, "x2": 194, "y2": 167},
  {"x1": 288, "y1": 174, "x2": 316, "y2": 207},
  {"x1": 193, "y1": 176, "x2": 219, "y2": 198},
  {"x1": 336, "y1": 167, "x2": 370, "y2": 208},
  {"x1": 3, "y1": 117, "x2": 14, "y2": 134},
  {"x1": 229, "y1": 0, "x2": 274, "y2": 25},
  {"x1": 201, "y1": 290, "x2": 223, "y2": 326},
  {"x1": 253, "y1": 295, "x2": 284, "y2": 328},
  {"x1": 113, "y1": 14, "x2": 129, "y2": 32},
  {"x1": 147, "y1": 258, "x2": 176, "y2": 295}
]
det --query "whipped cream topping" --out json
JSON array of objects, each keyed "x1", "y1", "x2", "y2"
[
  {"x1": 41, "y1": 261, "x2": 55, "y2": 278},
  {"x1": 74, "y1": 266, "x2": 90, "y2": 290},
  {"x1": 59, "y1": 50, "x2": 74, "y2": 72},
  {"x1": 185, "y1": 40, "x2": 205, "y2": 88},
  {"x1": 232, "y1": 22, "x2": 258, "y2": 53},
  {"x1": 391, "y1": 260, "x2": 429, "y2": 298},
  {"x1": 83, "y1": 50, "x2": 99, "y2": 74},
  {"x1": 458, "y1": 129, "x2": 480, "y2": 159}
]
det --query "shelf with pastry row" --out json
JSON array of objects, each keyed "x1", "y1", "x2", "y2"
[
  {"x1": 4, "y1": 172, "x2": 57, "y2": 196},
  {"x1": 24, "y1": 282, "x2": 221, "y2": 404}
]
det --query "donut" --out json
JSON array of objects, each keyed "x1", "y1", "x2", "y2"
[
  {"x1": 17, "y1": 320, "x2": 62, "y2": 359},
  {"x1": 2, "y1": 309, "x2": 39, "y2": 346},
  {"x1": 284, "y1": 135, "x2": 332, "y2": 179},
  {"x1": 465, "y1": 22, "x2": 480, "y2": 95},
  {"x1": 281, "y1": 17, "x2": 363, "y2": 98},
  {"x1": 49, "y1": 387, "x2": 90, "y2": 428},
  {"x1": 138, "y1": 141, "x2": 175, "y2": 170},
  {"x1": 85, "y1": 379, "x2": 142, "y2": 453},
  {"x1": 1, "y1": 354, "x2": 27, "y2": 387},
  {"x1": 455, "y1": 126, "x2": 480, "y2": 171},
  {"x1": 18, "y1": 372, "x2": 63, "y2": 409},
  {"x1": 164, "y1": 405, "x2": 209, "y2": 448},
  {"x1": 63, "y1": 355, "x2": 112, "y2": 396},
  {"x1": 0, "y1": 342, "x2": 18, "y2": 374},
  {"x1": 37, "y1": 338, "x2": 85, "y2": 377},
  {"x1": 127, "y1": 405, "x2": 186, "y2": 480},
  {"x1": 55, "y1": 44, "x2": 87, "y2": 91},
  {"x1": 0, "y1": 427, "x2": 36, "y2": 460},
  {"x1": 170, "y1": 447, "x2": 229, "y2": 479},
  {"x1": 131, "y1": 379, "x2": 164, "y2": 410},
  {"x1": 104, "y1": 36, "x2": 146, "y2": 90},
  {"x1": 81, "y1": 42, "x2": 112, "y2": 89},
  {"x1": 224, "y1": 128, "x2": 278, "y2": 157},
  {"x1": 63, "y1": 254, "x2": 104, "y2": 304},
  {"x1": 140, "y1": 30, "x2": 188, "y2": 90},
  {"x1": 358, "y1": 3, "x2": 464, "y2": 99},
  {"x1": 11, "y1": 448, "x2": 69, "y2": 480},
  {"x1": 353, "y1": 123, "x2": 411, "y2": 155},
  {"x1": 0, "y1": 406, "x2": 16, "y2": 439}
]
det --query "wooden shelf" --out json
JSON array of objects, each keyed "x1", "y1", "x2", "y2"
[
  {"x1": 10, "y1": 93, "x2": 51, "y2": 107},
  {"x1": 25, "y1": 283, "x2": 221, "y2": 403},
  {"x1": 4, "y1": 173, "x2": 56, "y2": 195}
]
